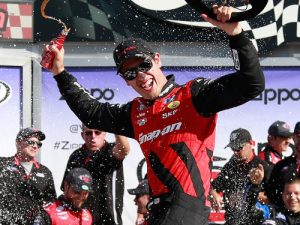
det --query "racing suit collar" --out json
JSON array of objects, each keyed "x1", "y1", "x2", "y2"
[{"x1": 158, "y1": 75, "x2": 177, "y2": 98}]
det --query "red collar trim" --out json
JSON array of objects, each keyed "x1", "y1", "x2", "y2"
[{"x1": 14, "y1": 155, "x2": 40, "y2": 169}]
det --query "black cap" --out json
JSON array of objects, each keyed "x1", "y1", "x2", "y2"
[
  {"x1": 268, "y1": 121, "x2": 293, "y2": 138},
  {"x1": 65, "y1": 168, "x2": 93, "y2": 192},
  {"x1": 294, "y1": 122, "x2": 300, "y2": 134},
  {"x1": 225, "y1": 128, "x2": 252, "y2": 150},
  {"x1": 113, "y1": 38, "x2": 154, "y2": 73},
  {"x1": 16, "y1": 127, "x2": 46, "y2": 142},
  {"x1": 127, "y1": 179, "x2": 149, "y2": 196}
]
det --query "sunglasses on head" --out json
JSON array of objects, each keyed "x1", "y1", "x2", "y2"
[
  {"x1": 84, "y1": 130, "x2": 102, "y2": 136},
  {"x1": 120, "y1": 57, "x2": 153, "y2": 81},
  {"x1": 26, "y1": 140, "x2": 42, "y2": 148}
]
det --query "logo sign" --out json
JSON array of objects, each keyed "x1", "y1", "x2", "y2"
[
  {"x1": 0, "y1": 8, "x2": 8, "y2": 32},
  {"x1": 0, "y1": 80, "x2": 11, "y2": 106}
]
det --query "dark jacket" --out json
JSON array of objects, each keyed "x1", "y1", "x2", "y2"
[
  {"x1": 212, "y1": 155, "x2": 273, "y2": 225},
  {"x1": 61, "y1": 143, "x2": 124, "y2": 225},
  {"x1": 266, "y1": 154, "x2": 300, "y2": 209},
  {"x1": 262, "y1": 209, "x2": 300, "y2": 225},
  {"x1": 0, "y1": 156, "x2": 56, "y2": 224}
]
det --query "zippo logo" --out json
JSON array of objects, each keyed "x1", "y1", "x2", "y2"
[
  {"x1": 0, "y1": 8, "x2": 8, "y2": 32},
  {"x1": 0, "y1": 80, "x2": 11, "y2": 106}
]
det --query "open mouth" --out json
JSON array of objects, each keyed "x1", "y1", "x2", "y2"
[{"x1": 141, "y1": 79, "x2": 153, "y2": 90}]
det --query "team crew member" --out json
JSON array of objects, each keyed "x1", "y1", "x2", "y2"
[
  {"x1": 266, "y1": 122, "x2": 300, "y2": 209},
  {"x1": 128, "y1": 179, "x2": 150, "y2": 225},
  {"x1": 262, "y1": 179, "x2": 300, "y2": 225},
  {"x1": 258, "y1": 121, "x2": 293, "y2": 165},
  {"x1": 45, "y1": 6, "x2": 265, "y2": 225},
  {"x1": 33, "y1": 168, "x2": 93, "y2": 225},
  {"x1": 210, "y1": 128, "x2": 272, "y2": 225},
  {"x1": 0, "y1": 127, "x2": 56, "y2": 224},
  {"x1": 61, "y1": 124, "x2": 130, "y2": 225}
]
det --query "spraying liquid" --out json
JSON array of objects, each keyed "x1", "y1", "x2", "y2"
[{"x1": 40, "y1": 0, "x2": 70, "y2": 70}]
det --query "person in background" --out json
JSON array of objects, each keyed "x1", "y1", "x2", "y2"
[
  {"x1": 128, "y1": 179, "x2": 150, "y2": 225},
  {"x1": 258, "y1": 121, "x2": 293, "y2": 165},
  {"x1": 266, "y1": 122, "x2": 300, "y2": 209},
  {"x1": 33, "y1": 167, "x2": 93, "y2": 225},
  {"x1": 0, "y1": 127, "x2": 56, "y2": 224},
  {"x1": 262, "y1": 178, "x2": 300, "y2": 225},
  {"x1": 210, "y1": 128, "x2": 272, "y2": 225},
  {"x1": 61, "y1": 124, "x2": 130, "y2": 225},
  {"x1": 45, "y1": 5, "x2": 265, "y2": 225}
]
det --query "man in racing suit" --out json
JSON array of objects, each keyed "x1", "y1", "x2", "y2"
[{"x1": 45, "y1": 6, "x2": 265, "y2": 225}]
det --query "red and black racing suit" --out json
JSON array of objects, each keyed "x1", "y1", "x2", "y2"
[{"x1": 54, "y1": 31, "x2": 264, "y2": 225}]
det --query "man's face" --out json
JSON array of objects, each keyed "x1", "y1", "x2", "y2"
[
  {"x1": 282, "y1": 182, "x2": 300, "y2": 213},
  {"x1": 232, "y1": 142, "x2": 253, "y2": 162},
  {"x1": 81, "y1": 128, "x2": 106, "y2": 151},
  {"x1": 17, "y1": 136, "x2": 42, "y2": 160},
  {"x1": 269, "y1": 135, "x2": 291, "y2": 153},
  {"x1": 120, "y1": 53, "x2": 168, "y2": 100},
  {"x1": 64, "y1": 183, "x2": 90, "y2": 209},
  {"x1": 134, "y1": 194, "x2": 150, "y2": 215}
]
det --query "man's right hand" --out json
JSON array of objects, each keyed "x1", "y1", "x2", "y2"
[
  {"x1": 209, "y1": 189, "x2": 223, "y2": 212},
  {"x1": 201, "y1": 5, "x2": 242, "y2": 36},
  {"x1": 43, "y1": 44, "x2": 65, "y2": 76}
]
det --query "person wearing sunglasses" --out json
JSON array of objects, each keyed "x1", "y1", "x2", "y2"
[
  {"x1": 45, "y1": 5, "x2": 265, "y2": 225},
  {"x1": 0, "y1": 127, "x2": 56, "y2": 224},
  {"x1": 60, "y1": 124, "x2": 130, "y2": 225},
  {"x1": 210, "y1": 128, "x2": 272, "y2": 225}
]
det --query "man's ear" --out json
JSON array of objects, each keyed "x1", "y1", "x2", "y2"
[
  {"x1": 153, "y1": 53, "x2": 160, "y2": 64},
  {"x1": 249, "y1": 140, "x2": 256, "y2": 147}
]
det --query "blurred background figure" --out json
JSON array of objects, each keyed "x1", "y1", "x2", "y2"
[
  {"x1": 0, "y1": 127, "x2": 56, "y2": 224},
  {"x1": 266, "y1": 122, "x2": 300, "y2": 209},
  {"x1": 61, "y1": 124, "x2": 130, "y2": 225},
  {"x1": 128, "y1": 179, "x2": 150, "y2": 225},
  {"x1": 33, "y1": 167, "x2": 93, "y2": 225},
  {"x1": 210, "y1": 128, "x2": 272, "y2": 225},
  {"x1": 262, "y1": 178, "x2": 300, "y2": 225},
  {"x1": 259, "y1": 121, "x2": 293, "y2": 165}
]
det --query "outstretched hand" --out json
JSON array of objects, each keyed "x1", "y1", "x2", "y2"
[
  {"x1": 42, "y1": 44, "x2": 65, "y2": 75},
  {"x1": 249, "y1": 164, "x2": 264, "y2": 185},
  {"x1": 201, "y1": 5, "x2": 242, "y2": 36}
]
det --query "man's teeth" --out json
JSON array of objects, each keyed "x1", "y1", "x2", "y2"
[{"x1": 142, "y1": 80, "x2": 153, "y2": 88}]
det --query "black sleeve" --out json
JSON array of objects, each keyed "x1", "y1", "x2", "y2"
[
  {"x1": 54, "y1": 71, "x2": 135, "y2": 138},
  {"x1": 211, "y1": 163, "x2": 231, "y2": 192},
  {"x1": 265, "y1": 162, "x2": 284, "y2": 206},
  {"x1": 60, "y1": 151, "x2": 79, "y2": 191},
  {"x1": 191, "y1": 31, "x2": 265, "y2": 116},
  {"x1": 33, "y1": 210, "x2": 52, "y2": 225},
  {"x1": 99, "y1": 143, "x2": 123, "y2": 172},
  {"x1": 41, "y1": 168, "x2": 57, "y2": 203}
]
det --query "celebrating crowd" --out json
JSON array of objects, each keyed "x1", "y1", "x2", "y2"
[{"x1": 0, "y1": 4, "x2": 299, "y2": 225}]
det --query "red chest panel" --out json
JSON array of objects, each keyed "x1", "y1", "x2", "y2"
[{"x1": 131, "y1": 81, "x2": 217, "y2": 201}]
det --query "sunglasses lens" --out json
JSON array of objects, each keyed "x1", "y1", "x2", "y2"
[
  {"x1": 121, "y1": 57, "x2": 153, "y2": 81},
  {"x1": 122, "y1": 70, "x2": 137, "y2": 81},
  {"x1": 84, "y1": 130, "x2": 102, "y2": 136},
  {"x1": 138, "y1": 58, "x2": 152, "y2": 72},
  {"x1": 26, "y1": 140, "x2": 42, "y2": 148}
]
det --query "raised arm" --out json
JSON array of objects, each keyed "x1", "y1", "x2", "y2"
[
  {"x1": 191, "y1": 7, "x2": 264, "y2": 115},
  {"x1": 112, "y1": 135, "x2": 130, "y2": 160}
]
